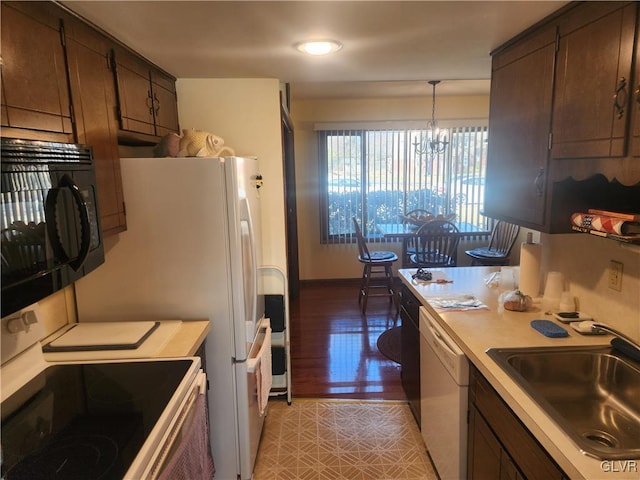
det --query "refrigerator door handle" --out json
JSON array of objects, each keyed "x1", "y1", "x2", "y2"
[
  {"x1": 246, "y1": 319, "x2": 271, "y2": 373},
  {"x1": 233, "y1": 316, "x2": 269, "y2": 365},
  {"x1": 240, "y1": 197, "x2": 258, "y2": 341}
]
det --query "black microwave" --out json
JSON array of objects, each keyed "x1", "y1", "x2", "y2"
[{"x1": 1, "y1": 138, "x2": 105, "y2": 318}]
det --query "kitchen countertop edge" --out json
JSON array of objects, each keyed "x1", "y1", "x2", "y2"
[{"x1": 156, "y1": 319, "x2": 209, "y2": 357}]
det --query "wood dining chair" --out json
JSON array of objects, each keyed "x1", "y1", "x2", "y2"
[
  {"x1": 464, "y1": 220, "x2": 520, "y2": 266},
  {"x1": 399, "y1": 209, "x2": 434, "y2": 267},
  {"x1": 405, "y1": 220, "x2": 460, "y2": 268},
  {"x1": 352, "y1": 217, "x2": 399, "y2": 314}
]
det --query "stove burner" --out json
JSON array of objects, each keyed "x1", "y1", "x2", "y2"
[{"x1": 6, "y1": 434, "x2": 118, "y2": 480}]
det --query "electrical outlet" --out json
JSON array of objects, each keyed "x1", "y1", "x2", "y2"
[
  {"x1": 1, "y1": 308, "x2": 43, "y2": 365},
  {"x1": 608, "y1": 260, "x2": 623, "y2": 291}
]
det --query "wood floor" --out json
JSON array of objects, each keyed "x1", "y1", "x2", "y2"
[{"x1": 289, "y1": 280, "x2": 406, "y2": 401}]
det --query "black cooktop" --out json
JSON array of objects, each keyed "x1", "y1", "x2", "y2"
[{"x1": 1, "y1": 360, "x2": 192, "y2": 480}]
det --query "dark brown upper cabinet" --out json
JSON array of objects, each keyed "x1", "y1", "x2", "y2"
[
  {"x1": 551, "y1": 2, "x2": 637, "y2": 159},
  {"x1": 0, "y1": 1, "x2": 180, "y2": 236},
  {"x1": 630, "y1": 12, "x2": 640, "y2": 158},
  {"x1": 1, "y1": 2, "x2": 73, "y2": 142},
  {"x1": 112, "y1": 46, "x2": 179, "y2": 141},
  {"x1": 63, "y1": 13, "x2": 126, "y2": 236},
  {"x1": 484, "y1": 23, "x2": 556, "y2": 227},
  {"x1": 485, "y1": 1, "x2": 640, "y2": 234},
  {"x1": 151, "y1": 69, "x2": 180, "y2": 138}
]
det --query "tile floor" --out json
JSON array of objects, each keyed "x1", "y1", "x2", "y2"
[{"x1": 253, "y1": 399, "x2": 439, "y2": 480}]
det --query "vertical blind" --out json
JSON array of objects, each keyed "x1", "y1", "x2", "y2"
[{"x1": 319, "y1": 125, "x2": 489, "y2": 244}]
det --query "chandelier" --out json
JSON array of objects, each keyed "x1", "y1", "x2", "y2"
[{"x1": 413, "y1": 80, "x2": 449, "y2": 157}]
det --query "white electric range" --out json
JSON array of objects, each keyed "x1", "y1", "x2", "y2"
[{"x1": 0, "y1": 310, "x2": 211, "y2": 480}]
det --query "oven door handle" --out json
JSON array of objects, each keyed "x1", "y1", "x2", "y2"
[
  {"x1": 145, "y1": 370, "x2": 208, "y2": 479},
  {"x1": 45, "y1": 174, "x2": 91, "y2": 271}
]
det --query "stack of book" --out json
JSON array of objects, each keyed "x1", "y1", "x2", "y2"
[{"x1": 571, "y1": 209, "x2": 640, "y2": 243}]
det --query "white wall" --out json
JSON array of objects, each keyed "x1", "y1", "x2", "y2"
[
  {"x1": 176, "y1": 78, "x2": 287, "y2": 275},
  {"x1": 539, "y1": 233, "x2": 640, "y2": 343},
  {"x1": 291, "y1": 94, "x2": 491, "y2": 280}
]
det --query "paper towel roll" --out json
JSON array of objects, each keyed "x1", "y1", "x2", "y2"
[{"x1": 519, "y1": 242, "x2": 542, "y2": 297}]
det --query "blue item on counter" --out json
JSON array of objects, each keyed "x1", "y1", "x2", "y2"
[{"x1": 530, "y1": 320, "x2": 569, "y2": 338}]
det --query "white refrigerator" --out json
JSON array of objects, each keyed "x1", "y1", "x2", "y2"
[{"x1": 74, "y1": 156, "x2": 267, "y2": 480}]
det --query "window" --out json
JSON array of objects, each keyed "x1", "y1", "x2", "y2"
[{"x1": 319, "y1": 126, "x2": 489, "y2": 243}]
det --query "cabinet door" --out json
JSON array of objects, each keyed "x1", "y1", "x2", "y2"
[
  {"x1": 400, "y1": 285, "x2": 421, "y2": 425},
  {"x1": 630, "y1": 13, "x2": 640, "y2": 157},
  {"x1": 113, "y1": 48, "x2": 155, "y2": 136},
  {"x1": 484, "y1": 26, "x2": 556, "y2": 227},
  {"x1": 65, "y1": 19, "x2": 126, "y2": 236},
  {"x1": 500, "y1": 449, "x2": 525, "y2": 480},
  {"x1": 151, "y1": 69, "x2": 179, "y2": 137},
  {"x1": 552, "y1": 2, "x2": 636, "y2": 158},
  {"x1": 1, "y1": 2, "x2": 73, "y2": 138},
  {"x1": 467, "y1": 406, "x2": 501, "y2": 480},
  {"x1": 469, "y1": 367, "x2": 566, "y2": 480}
]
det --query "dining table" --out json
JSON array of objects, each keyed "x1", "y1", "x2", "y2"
[{"x1": 376, "y1": 221, "x2": 488, "y2": 267}]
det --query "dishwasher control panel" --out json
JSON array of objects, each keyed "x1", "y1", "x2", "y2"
[{"x1": 419, "y1": 306, "x2": 469, "y2": 385}]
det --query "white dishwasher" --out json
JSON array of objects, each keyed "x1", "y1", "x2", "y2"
[{"x1": 419, "y1": 306, "x2": 470, "y2": 480}]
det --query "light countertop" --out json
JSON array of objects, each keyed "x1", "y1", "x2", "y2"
[
  {"x1": 399, "y1": 267, "x2": 639, "y2": 480},
  {"x1": 155, "y1": 319, "x2": 209, "y2": 357},
  {"x1": 41, "y1": 319, "x2": 210, "y2": 361}
]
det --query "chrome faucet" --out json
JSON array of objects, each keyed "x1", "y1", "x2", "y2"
[{"x1": 591, "y1": 322, "x2": 640, "y2": 353}]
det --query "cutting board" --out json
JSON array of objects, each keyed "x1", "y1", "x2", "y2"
[{"x1": 42, "y1": 321, "x2": 160, "y2": 352}]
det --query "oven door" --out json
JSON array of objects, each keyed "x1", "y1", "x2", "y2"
[
  {"x1": 1, "y1": 358, "x2": 203, "y2": 480},
  {"x1": 137, "y1": 370, "x2": 214, "y2": 480}
]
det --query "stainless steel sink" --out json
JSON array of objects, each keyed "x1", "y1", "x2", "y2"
[{"x1": 487, "y1": 345, "x2": 640, "y2": 460}]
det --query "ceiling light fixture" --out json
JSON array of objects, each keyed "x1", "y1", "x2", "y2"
[
  {"x1": 414, "y1": 80, "x2": 449, "y2": 158},
  {"x1": 295, "y1": 40, "x2": 343, "y2": 56}
]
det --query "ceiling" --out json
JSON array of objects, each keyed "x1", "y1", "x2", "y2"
[{"x1": 61, "y1": 1, "x2": 567, "y2": 99}]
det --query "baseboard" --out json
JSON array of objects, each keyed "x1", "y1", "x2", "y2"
[
  {"x1": 299, "y1": 277, "x2": 402, "y2": 287},
  {"x1": 299, "y1": 278, "x2": 362, "y2": 287}
]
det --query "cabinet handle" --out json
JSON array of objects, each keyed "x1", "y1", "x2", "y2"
[
  {"x1": 635, "y1": 84, "x2": 640, "y2": 107},
  {"x1": 153, "y1": 93, "x2": 160, "y2": 115},
  {"x1": 613, "y1": 77, "x2": 628, "y2": 120},
  {"x1": 534, "y1": 168, "x2": 545, "y2": 197},
  {"x1": 147, "y1": 90, "x2": 154, "y2": 115}
]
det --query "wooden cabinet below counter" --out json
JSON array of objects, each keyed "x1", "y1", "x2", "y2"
[
  {"x1": 399, "y1": 284, "x2": 421, "y2": 426},
  {"x1": 468, "y1": 365, "x2": 568, "y2": 480}
]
